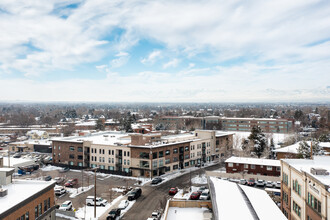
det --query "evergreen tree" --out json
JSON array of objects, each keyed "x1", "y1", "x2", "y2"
[
  {"x1": 248, "y1": 126, "x2": 267, "y2": 158},
  {"x1": 269, "y1": 138, "x2": 275, "y2": 159},
  {"x1": 297, "y1": 141, "x2": 323, "y2": 159},
  {"x1": 95, "y1": 118, "x2": 105, "y2": 131}
]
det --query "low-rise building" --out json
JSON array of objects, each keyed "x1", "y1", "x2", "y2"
[
  {"x1": 225, "y1": 156, "x2": 281, "y2": 176},
  {"x1": 281, "y1": 156, "x2": 330, "y2": 220},
  {"x1": 0, "y1": 168, "x2": 56, "y2": 220}
]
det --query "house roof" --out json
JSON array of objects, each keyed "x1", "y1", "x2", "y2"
[{"x1": 225, "y1": 156, "x2": 280, "y2": 167}]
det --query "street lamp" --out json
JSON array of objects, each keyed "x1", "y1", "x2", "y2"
[{"x1": 85, "y1": 167, "x2": 98, "y2": 219}]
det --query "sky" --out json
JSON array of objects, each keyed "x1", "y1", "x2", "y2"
[{"x1": 0, "y1": 0, "x2": 329, "y2": 103}]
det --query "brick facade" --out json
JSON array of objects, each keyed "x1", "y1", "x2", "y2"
[
  {"x1": 52, "y1": 141, "x2": 84, "y2": 167},
  {"x1": 226, "y1": 162, "x2": 280, "y2": 176}
]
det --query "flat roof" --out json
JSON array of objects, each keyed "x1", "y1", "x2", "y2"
[
  {"x1": 225, "y1": 156, "x2": 280, "y2": 167},
  {"x1": 51, "y1": 131, "x2": 131, "y2": 145},
  {"x1": 0, "y1": 179, "x2": 55, "y2": 216},
  {"x1": 209, "y1": 177, "x2": 286, "y2": 220},
  {"x1": 282, "y1": 156, "x2": 330, "y2": 186},
  {"x1": 273, "y1": 141, "x2": 330, "y2": 154},
  {"x1": 167, "y1": 207, "x2": 210, "y2": 220}
]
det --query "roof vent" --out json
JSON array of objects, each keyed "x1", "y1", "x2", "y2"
[{"x1": 310, "y1": 168, "x2": 329, "y2": 176}]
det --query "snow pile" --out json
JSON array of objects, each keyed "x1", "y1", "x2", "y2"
[
  {"x1": 120, "y1": 200, "x2": 136, "y2": 217},
  {"x1": 41, "y1": 165, "x2": 63, "y2": 171},
  {"x1": 191, "y1": 175, "x2": 207, "y2": 184},
  {"x1": 173, "y1": 186, "x2": 199, "y2": 200},
  {"x1": 55, "y1": 213, "x2": 78, "y2": 220},
  {"x1": 112, "y1": 187, "x2": 124, "y2": 193},
  {"x1": 66, "y1": 185, "x2": 94, "y2": 198}
]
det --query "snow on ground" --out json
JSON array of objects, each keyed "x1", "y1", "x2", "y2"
[
  {"x1": 120, "y1": 200, "x2": 136, "y2": 217},
  {"x1": 40, "y1": 165, "x2": 63, "y2": 171},
  {"x1": 173, "y1": 186, "x2": 199, "y2": 200},
  {"x1": 55, "y1": 213, "x2": 78, "y2": 220},
  {"x1": 167, "y1": 207, "x2": 209, "y2": 220},
  {"x1": 75, "y1": 195, "x2": 124, "y2": 220},
  {"x1": 66, "y1": 185, "x2": 94, "y2": 198},
  {"x1": 112, "y1": 187, "x2": 125, "y2": 193},
  {"x1": 191, "y1": 174, "x2": 207, "y2": 184}
]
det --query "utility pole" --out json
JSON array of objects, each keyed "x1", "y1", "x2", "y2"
[
  {"x1": 81, "y1": 168, "x2": 84, "y2": 192},
  {"x1": 310, "y1": 141, "x2": 313, "y2": 160}
]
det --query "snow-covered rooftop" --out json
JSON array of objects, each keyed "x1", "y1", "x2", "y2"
[
  {"x1": 167, "y1": 207, "x2": 210, "y2": 220},
  {"x1": 52, "y1": 131, "x2": 131, "y2": 145},
  {"x1": 225, "y1": 156, "x2": 280, "y2": 167},
  {"x1": 2, "y1": 156, "x2": 35, "y2": 167},
  {"x1": 0, "y1": 179, "x2": 55, "y2": 215},
  {"x1": 209, "y1": 177, "x2": 286, "y2": 220},
  {"x1": 11, "y1": 139, "x2": 52, "y2": 146},
  {"x1": 282, "y1": 156, "x2": 330, "y2": 186}
]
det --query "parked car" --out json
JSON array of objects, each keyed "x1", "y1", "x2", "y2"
[
  {"x1": 86, "y1": 196, "x2": 108, "y2": 206},
  {"x1": 118, "y1": 200, "x2": 129, "y2": 209},
  {"x1": 247, "y1": 178, "x2": 256, "y2": 186},
  {"x1": 239, "y1": 179, "x2": 247, "y2": 185},
  {"x1": 256, "y1": 180, "x2": 265, "y2": 187},
  {"x1": 13, "y1": 153, "x2": 21, "y2": 158},
  {"x1": 197, "y1": 186, "x2": 207, "y2": 194},
  {"x1": 190, "y1": 192, "x2": 201, "y2": 200},
  {"x1": 54, "y1": 177, "x2": 64, "y2": 184},
  {"x1": 44, "y1": 176, "x2": 52, "y2": 181},
  {"x1": 265, "y1": 181, "x2": 274, "y2": 188},
  {"x1": 59, "y1": 201, "x2": 72, "y2": 211},
  {"x1": 107, "y1": 208, "x2": 121, "y2": 220},
  {"x1": 64, "y1": 178, "x2": 78, "y2": 187},
  {"x1": 151, "y1": 177, "x2": 162, "y2": 185},
  {"x1": 169, "y1": 187, "x2": 178, "y2": 195},
  {"x1": 60, "y1": 167, "x2": 70, "y2": 173},
  {"x1": 54, "y1": 186, "x2": 66, "y2": 196},
  {"x1": 151, "y1": 211, "x2": 161, "y2": 220},
  {"x1": 128, "y1": 188, "x2": 142, "y2": 201},
  {"x1": 275, "y1": 181, "x2": 281, "y2": 189},
  {"x1": 199, "y1": 189, "x2": 210, "y2": 200}
]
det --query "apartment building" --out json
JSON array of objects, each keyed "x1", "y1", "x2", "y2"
[
  {"x1": 0, "y1": 168, "x2": 56, "y2": 220},
  {"x1": 51, "y1": 131, "x2": 233, "y2": 177},
  {"x1": 157, "y1": 116, "x2": 294, "y2": 133},
  {"x1": 225, "y1": 156, "x2": 281, "y2": 176},
  {"x1": 281, "y1": 156, "x2": 330, "y2": 220}
]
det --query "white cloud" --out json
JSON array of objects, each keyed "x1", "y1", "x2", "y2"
[
  {"x1": 141, "y1": 50, "x2": 162, "y2": 64},
  {"x1": 163, "y1": 58, "x2": 179, "y2": 69},
  {"x1": 110, "y1": 51, "x2": 130, "y2": 68}
]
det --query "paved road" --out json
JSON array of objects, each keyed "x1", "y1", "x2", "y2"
[{"x1": 122, "y1": 163, "x2": 221, "y2": 220}]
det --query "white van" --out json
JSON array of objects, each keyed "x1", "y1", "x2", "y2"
[
  {"x1": 54, "y1": 186, "x2": 66, "y2": 196},
  {"x1": 86, "y1": 196, "x2": 108, "y2": 206}
]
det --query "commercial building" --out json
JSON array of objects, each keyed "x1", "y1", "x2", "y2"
[
  {"x1": 157, "y1": 116, "x2": 294, "y2": 133},
  {"x1": 51, "y1": 130, "x2": 233, "y2": 177},
  {"x1": 225, "y1": 156, "x2": 281, "y2": 176},
  {"x1": 281, "y1": 156, "x2": 330, "y2": 220},
  {"x1": 0, "y1": 168, "x2": 56, "y2": 220}
]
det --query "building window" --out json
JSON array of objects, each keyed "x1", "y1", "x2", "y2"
[
  {"x1": 165, "y1": 166, "x2": 170, "y2": 172},
  {"x1": 251, "y1": 165, "x2": 255, "y2": 169},
  {"x1": 184, "y1": 154, "x2": 189, "y2": 159},
  {"x1": 44, "y1": 199, "x2": 48, "y2": 211},
  {"x1": 173, "y1": 157, "x2": 178, "y2": 162},
  {"x1": 38, "y1": 203, "x2": 42, "y2": 216},
  {"x1": 69, "y1": 154, "x2": 75, "y2": 159},
  {"x1": 283, "y1": 191, "x2": 288, "y2": 205},
  {"x1": 112, "y1": 158, "x2": 114, "y2": 163},
  {"x1": 173, "y1": 165, "x2": 178, "y2": 170},
  {"x1": 25, "y1": 211, "x2": 29, "y2": 220},
  {"x1": 69, "y1": 161, "x2": 74, "y2": 166},
  {"x1": 153, "y1": 152, "x2": 157, "y2": 159},
  {"x1": 244, "y1": 164, "x2": 249, "y2": 169},
  {"x1": 283, "y1": 173, "x2": 288, "y2": 185},
  {"x1": 78, "y1": 162, "x2": 83, "y2": 167},
  {"x1": 152, "y1": 160, "x2": 157, "y2": 168},
  {"x1": 78, "y1": 155, "x2": 83, "y2": 160},
  {"x1": 173, "y1": 148, "x2": 178, "y2": 154},
  {"x1": 78, "y1": 147, "x2": 83, "y2": 152},
  {"x1": 308, "y1": 192, "x2": 321, "y2": 214},
  {"x1": 185, "y1": 146, "x2": 189, "y2": 151},
  {"x1": 35, "y1": 206, "x2": 38, "y2": 218},
  {"x1": 165, "y1": 150, "x2": 170, "y2": 155},
  {"x1": 159, "y1": 159, "x2": 163, "y2": 167},
  {"x1": 100, "y1": 165, "x2": 105, "y2": 169},
  {"x1": 70, "y1": 146, "x2": 75, "y2": 151},
  {"x1": 140, "y1": 152, "x2": 149, "y2": 159},
  {"x1": 108, "y1": 166, "x2": 114, "y2": 170},
  {"x1": 165, "y1": 159, "x2": 171, "y2": 164},
  {"x1": 127, "y1": 160, "x2": 130, "y2": 165},
  {"x1": 124, "y1": 159, "x2": 126, "y2": 165},
  {"x1": 159, "y1": 151, "x2": 164, "y2": 157},
  {"x1": 293, "y1": 200, "x2": 301, "y2": 217},
  {"x1": 109, "y1": 150, "x2": 111, "y2": 155},
  {"x1": 228, "y1": 163, "x2": 233, "y2": 167},
  {"x1": 185, "y1": 162, "x2": 189, "y2": 167},
  {"x1": 127, "y1": 152, "x2": 129, "y2": 157},
  {"x1": 124, "y1": 151, "x2": 126, "y2": 157},
  {"x1": 293, "y1": 179, "x2": 301, "y2": 196},
  {"x1": 266, "y1": 166, "x2": 273, "y2": 171}
]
